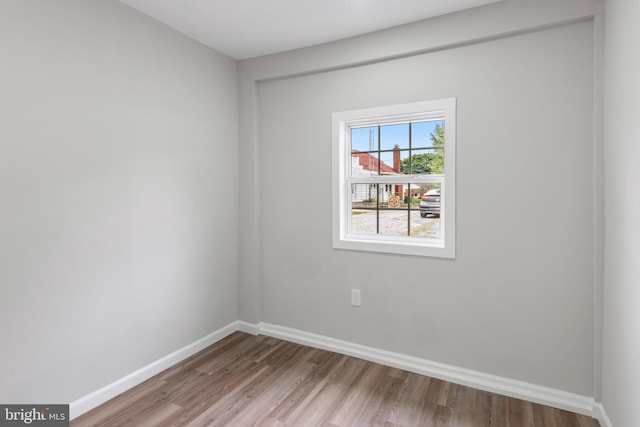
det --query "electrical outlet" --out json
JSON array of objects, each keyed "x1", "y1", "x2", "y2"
[{"x1": 351, "y1": 289, "x2": 361, "y2": 307}]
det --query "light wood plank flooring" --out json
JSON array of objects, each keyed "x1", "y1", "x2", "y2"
[{"x1": 72, "y1": 332, "x2": 600, "y2": 427}]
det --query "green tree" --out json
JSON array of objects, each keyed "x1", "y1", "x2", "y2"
[
  {"x1": 400, "y1": 124, "x2": 444, "y2": 174},
  {"x1": 430, "y1": 123, "x2": 444, "y2": 147},
  {"x1": 401, "y1": 153, "x2": 436, "y2": 174}
]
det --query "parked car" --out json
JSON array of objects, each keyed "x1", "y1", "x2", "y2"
[{"x1": 419, "y1": 189, "x2": 440, "y2": 217}]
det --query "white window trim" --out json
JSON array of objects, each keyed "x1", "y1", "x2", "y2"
[{"x1": 332, "y1": 98, "x2": 456, "y2": 258}]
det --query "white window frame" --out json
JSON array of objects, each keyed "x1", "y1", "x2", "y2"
[{"x1": 332, "y1": 98, "x2": 456, "y2": 258}]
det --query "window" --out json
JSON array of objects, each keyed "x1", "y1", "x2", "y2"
[{"x1": 332, "y1": 99, "x2": 456, "y2": 258}]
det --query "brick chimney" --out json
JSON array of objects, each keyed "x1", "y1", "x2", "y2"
[
  {"x1": 393, "y1": 144, "x2": 402, "y2": 197},
  {"x1": 393, "y1": 144, "x2": 400, "y2": 173}
]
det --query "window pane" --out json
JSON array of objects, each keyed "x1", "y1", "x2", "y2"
[
  {"x1": 412, "y1": 120, "x2": 445, "y2": 149},
  {"x1": 378, "y1": 210, "x2": 409, "y2": 237},
  {"x1": 351, "y1": 183, "x2": 377, "y2": 235},
  {"x1": 410, "y1": 209, "x2": 441, "y2": 239},
  {"x1": 418, "y1": 183, "x2": 441, "y2": 219},
  {"x1": 380, "y1": 123, "x2": 409, "y2": 151},
  {"x1": 408, "y1": 183, "x2": 422, "y2": 210},
  {"x1": 351, "y1": 126, "x2": 378, "y2": 152},
  {"x1": 378, "y1": 184, "x2": 405, "y2": 209},
  {"x1": 350, "y1": 209, "x2": 377, "y2": 235},
  {"x1": 351, "y1": 152, "x2": 380, "y2": 177},
  {"x1": 351, "y1": 183, "x2": 378, "y2": 205},
  {"x1": 406, "y1": 148, "x2": 444, "y2": 175},
  {"x1": 379, "y1": 148, "x2": 407, "y2": 175},
  {"x1": 380, "y1": 183, "x2": 425, "y2": 210}
]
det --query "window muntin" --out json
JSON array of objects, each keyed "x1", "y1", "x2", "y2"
[{"x1": 333, "y1": 99, "x2": 455, "y2": 258}]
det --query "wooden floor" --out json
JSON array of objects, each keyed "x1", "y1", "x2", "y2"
[{"x1": 72, "y1": 332, "x2": 600, "y2": 427}]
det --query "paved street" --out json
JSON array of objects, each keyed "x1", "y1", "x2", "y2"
[{"x1": 351, "y1": 209, "x2": 440, "y2": 238}]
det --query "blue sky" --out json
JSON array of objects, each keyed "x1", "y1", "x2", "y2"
[{"x1": 351, "y1": 119, "x2": 444, "y2": 152}]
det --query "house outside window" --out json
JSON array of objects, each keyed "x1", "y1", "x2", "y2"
[{"x1": 332, "y1": 99, "x2": 456, "y2": 258}]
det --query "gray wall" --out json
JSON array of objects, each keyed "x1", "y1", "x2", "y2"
[
  {"x1": 602, "y1": 0, "x2": 640, "y2": 425},
  {"x1": 0, "y1": 0, "x2": 239, "y2": 403},
  {"x1": 240, "y1": 0, "x2": 600, "y2": 397}
]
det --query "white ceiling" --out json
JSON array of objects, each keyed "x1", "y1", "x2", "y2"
[{"x1": 118, "y1": 0, "x2": 502, "y2": 60}]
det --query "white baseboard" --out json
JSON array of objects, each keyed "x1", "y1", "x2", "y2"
[
  {"x1": 70, "y1": 319, "x2": 607, "y2": 424},
  {"x1": 237, "y1": 320, "x2": 260, "y2": 335},
  {"x1": 69, "y1": 321, "x2": 240, "y2": 420},
  {"x1": 593, "y1": 403, "x2": 613, "y2": 427},
  {"x1": 255, "y1": 322, "x2": 601, "y2": 420}
]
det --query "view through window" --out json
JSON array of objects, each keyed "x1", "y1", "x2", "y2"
[{"x1": 350, "y1": 120, "x2": 444, "y2": 239}]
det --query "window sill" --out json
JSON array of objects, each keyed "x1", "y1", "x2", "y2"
[{"x1": 333, "y1": 235, "x2": 454, "y2": 258}]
